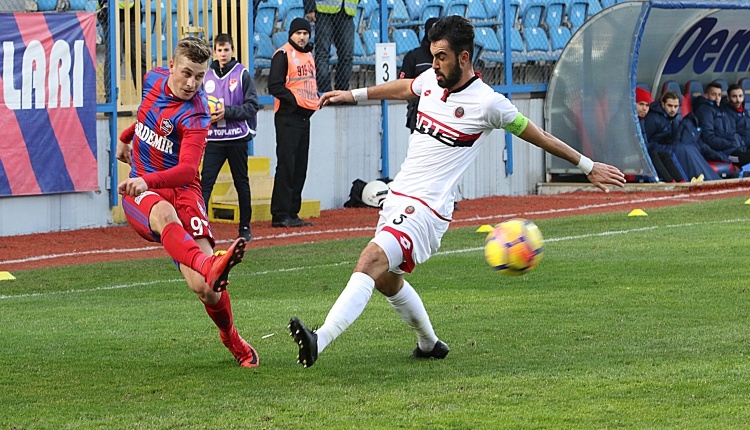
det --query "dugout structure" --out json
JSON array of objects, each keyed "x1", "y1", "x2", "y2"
[{"x1": 546, "y1": 0, "x2": 750, "y2": 180}]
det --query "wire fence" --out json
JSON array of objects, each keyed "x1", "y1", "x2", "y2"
[{"x1": 10, "y1": 0, "x2": 613, "y2": 107}]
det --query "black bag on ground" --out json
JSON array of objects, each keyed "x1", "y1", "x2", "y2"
[{"x1": 344, "y1": 179, "x2": 369, "y2": 208}]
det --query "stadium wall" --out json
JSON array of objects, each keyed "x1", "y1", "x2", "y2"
[{"x1": 0, "y1": 99, "x2": 545, "y2": 237}]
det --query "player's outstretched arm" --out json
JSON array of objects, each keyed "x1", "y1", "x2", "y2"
[
  {"x1": 517, "y1": 121, "x2": 626, "y2": 193},
  {"x1": 319, "y1": 79, "x2": 417, "y2": 107}
]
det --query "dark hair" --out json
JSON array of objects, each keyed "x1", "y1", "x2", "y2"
[
  {"x1": 174, "y1": 36, "x2": 211, "y2": 65},
  {"x1": 705, "y1": 82, "x2": 723, "y2": 92},
  {"x1": 661, "y1": 90, "x2": 679, "y2": 103},
  {"x1": 214, "y1": 33, "x2": 234, "y2": 50},
  {"x1": 728, "y1": 83, "x2": 742, "y2": 94},
  {"x1": 428, "y1": 15, "x2": 475, "y2": 62}
]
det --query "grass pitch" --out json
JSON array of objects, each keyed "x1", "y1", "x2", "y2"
[{"x1": 2, "y1": 198, "x2": 750, "y2": 429}]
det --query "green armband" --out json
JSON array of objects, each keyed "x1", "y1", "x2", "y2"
[{"x1": 503, "y1": 113, "x2": 529, "y2": 137}]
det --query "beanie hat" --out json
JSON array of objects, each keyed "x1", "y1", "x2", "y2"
[
  {"x1": 289, "y1": 18, "x2": 311, "y2": 36},
  {"x1": 636, "y1": 87, "x2": 652, "y2": 104}
]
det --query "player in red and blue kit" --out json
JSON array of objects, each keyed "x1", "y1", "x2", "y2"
[{"x1": 117, "y1": 37, "x2": 258, "y2": 368}]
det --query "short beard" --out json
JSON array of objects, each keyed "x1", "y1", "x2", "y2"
[{"x1": 437, "y1": 57, "x2": 462, "y2": 89}]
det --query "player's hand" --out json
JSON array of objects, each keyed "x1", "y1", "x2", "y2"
[
  {"x1": 587, "y1": 162, "x2": 626, "y2": 193},
  {"x1": 319, "y1": 90, "x2": 354, "y2": 107},
  {"x1": 116, "y1": 140, "x2": 132, "y2": 165},
  {"x1": 211, "y1": 105, "x2": 225, "y2": 123},
  {"x1": 117, "y1": 177, "x2": 148, "y2": 197}
]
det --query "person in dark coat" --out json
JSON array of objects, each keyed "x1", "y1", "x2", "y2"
[
  {"x1": 723, "y1": 84, "x2": 750, "y2": 161},
  {"x1": 639, "y1": 89, "x2": 687, "y2": 182},
  {"x1": 694, "y1": 82, "x2": 750, "y2": 166},
  {"x1": 643, "y1": 90, "x2": 721, "y2": 181},
  {"x1": 399, "y1": 17, "x2": 438, "y2": 131}
]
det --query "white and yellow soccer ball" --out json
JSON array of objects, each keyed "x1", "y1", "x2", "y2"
[
  {"x1": 207, "y1": 95, "x2": 223, "y2": 117},
  {"x1": 484, "y1": 218, "x2": 544, "y2": 276}
]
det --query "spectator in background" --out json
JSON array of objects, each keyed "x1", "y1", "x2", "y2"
[
  {"x1": 304, "y1": 0, "x2": 359, "y2": 97},
  {"x1": 268, "y1": 18, "x2": 319, "y2": 228},
  {"x1": 637, "y1": 88, "x2": 686, "y2": 182},
  {"x1": 724, "y1": 84, "x2": 750, "y2": 165},
  {"x1": 643, "y1": 90, "x2": 721, "y2": 181},
  {"x1": 201, "y1": 34, "x2": 259, "y2": 242},
  {"x1": 399, "y1": 17, "x2": 438, "y2": 131},
  {"x1": 694, "y1": 82, "x2": 750, "y2": 166}
]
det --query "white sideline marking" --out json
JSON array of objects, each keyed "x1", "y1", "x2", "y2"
[
  {"x1": 1, "y1": 219, "x2": 746, "y2": 301},
  {"x1": 0, "y1": 188, "x2": 742, "y2": 267}
]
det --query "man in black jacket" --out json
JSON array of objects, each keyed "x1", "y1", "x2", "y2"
[
  {"x1": 268, "y1": 18, "x2": 319, "y2": 228},
  {"x1": 399, "y1": 17, "x2": 438, "y2": 131},
  {"x1": 694, "y1": 82, "x2": 750, "y2": 166}
]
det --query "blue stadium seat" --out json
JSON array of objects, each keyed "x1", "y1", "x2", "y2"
[
  {"x1": 353, "y1": 33, "x2": 373, "y2": 65},
  {"x1": 421, "y1": 0, "x2": 444, "y2": 21},
  {"x1": 466, "y1": 0, "x2": 487, "y2": 21},
  {"x1": 684, "y1": 79, "x2": 703, "y2": 116},
  {"x1": 495, "y1": 27, "x2": 526, "y2": 64},
  {"x1": 362, "y1": 29, "x2": 380, "y2": 57},
  {"x1": 661, "y1": 80, "x2": 683, "y2": 117},
  {"x1": 68, "y1": 0, "x2": 90, "y2": 11},
  {"x1": 359, "y1": 0, "x2": 379, "y2": 20},
  {"x1": 394, "y1": 28, "x2": 420, "y2": 56},
  {"x1": 567, "y1": 0, "x2": 588, "y2": 32},
  {"x1": 407, "y1": 0, "x2": 427, "y2": 21},
  {"x1": 474, "y1": 26, "x2": 503, "y2": 65},
  {"x1": 387, "y1": 0, "x2": 410, "y2": 23},
  {"x1": 283, "y1": 6, "x2": 306, "y2": 34},
  {"x1": 522, "y1": 0, "x2": 546, "y2": 28},
  {"x1": 272, "y1": 31, "x2": 287, "y2": 49},
  {"x1": 548, "y1": 25, "x2": 571, "y2": 53},
  {"x1": 523, "y1": 26, "x2": 554, "y2": 61},
  {"x1": 600, "y1": 0, "x2": 617, "y2": 8},
  {"x1": 253, "y1": 32, "x2": 275, "y2": 70},
  {"x1": 445, "y1": 0, "x2": 470, "y2": 18},
  {"x1": 37, "y1": 0, "x2": 57, "y2": 11},
  {"x1": 544, "y1": 0, "x2": 566, "y2": 29},
  {"x1": 255, "y1": 3, "x2": 280, "y2": 37},
  {"x1": 587, "y1": 0, "x2": 602, "y2": 18},
  {"x1": 713, "y1": 78, "x2": 728, "y2": 96},
  {"x1": 739, "y1": 77, "x2": 750, "y2": 111}
]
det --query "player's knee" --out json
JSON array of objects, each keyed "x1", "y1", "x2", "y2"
[
  {"x1": 149, "y1": 201, "x2": 180, "y2": 233},
  {"x1": 353, "y1": 242, "x2": 391, "y2": 278}
]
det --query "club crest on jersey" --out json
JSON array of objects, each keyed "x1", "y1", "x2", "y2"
[
  {"x1": 229, "y1": 78, "x2": 238, "y2": 92},
  {"x1": 405, "y1": 205, "x2": 415, "y2": 214},
  {"x1": 454, "y1": 107, "x2": 464, "y2": 118},
  {"x1": 160, "y1": 118, "x2": 174, "y2": 135},
  {"x1": 424, "y1": 90, "x2": 431, "y2": 97}
]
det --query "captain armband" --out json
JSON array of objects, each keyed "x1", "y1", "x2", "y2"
[{"x1": 502, "y1": 113, "x2": 529, "y2": 137}]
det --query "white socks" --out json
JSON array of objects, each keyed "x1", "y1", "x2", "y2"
[
  {"x1": 316, "y1": 272, "x2": 375, "y2": 353},
  {"x1": 386, "y1": 280, "x2": 438, "y2": 352},
  {"x1": 315, "y1": 274, "x2": 438, "y2": 354}
]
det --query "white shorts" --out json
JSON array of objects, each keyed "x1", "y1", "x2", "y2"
[{"x1": 370, "y1": 192, "x2": 450, "y2": 274}]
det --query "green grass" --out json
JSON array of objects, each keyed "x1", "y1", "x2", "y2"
[{"x1": 3, "y1": 198, "x2": 750, "y2": 428}]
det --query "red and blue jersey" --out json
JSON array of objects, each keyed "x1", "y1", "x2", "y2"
[{"x1": 128, "y1": 67, "x2": 211, "y2": 190}]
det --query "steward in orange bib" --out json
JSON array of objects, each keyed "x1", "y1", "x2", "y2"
[{"x1": 268, "y1": 18, "x2": 320, "y2": 228}]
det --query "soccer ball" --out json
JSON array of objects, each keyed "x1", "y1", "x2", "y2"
[
  {"x1": 207, "y1": 95, "x2": 223, "y2": 116},
  {"x1": 484, "y1": 218, "x2": 544, "y2": 276}
]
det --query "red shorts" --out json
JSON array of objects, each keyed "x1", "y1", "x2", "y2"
[{"x1": 122, "y1": 187, "x2": 215, "y2": 248}]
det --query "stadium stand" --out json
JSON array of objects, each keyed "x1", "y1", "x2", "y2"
[
  {"x1": 394, "y1": 28, "x2": 420, "y2": 56},
  {"x1": 37, "y1": 0, "x2": 57, "y2": 11},
  {"x1": 545, "y1": 0, "x2": 567, "y2": 29},
  {"x1": 466, "y1": 0, "x2": 488, "y2": 21},
  {"x1": 523, "y1": 26, "x2": 554, "y2": 62},
  {"x1": 474, "y1": 25, "x2": 502, "y2": 65},
  {"x1": 445, "y1": 0, "x2": 470, "y2": 18},
  {"x1": 549, "y1": 25, "x2": 571, "y2": 54},
  {"x1": 522, "y1": 0, "x2": 546, "y2": 29},
  {"x1": 253, "y1": 32, "x2": 275, "y2": 71},
  {"x1": 256, "y1": 3, "x2": 281, "y2": 37}
]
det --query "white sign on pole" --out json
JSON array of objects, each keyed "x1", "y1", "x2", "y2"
[{"x1": 375, "y1": 42, "x2": 397, "y2": 84}]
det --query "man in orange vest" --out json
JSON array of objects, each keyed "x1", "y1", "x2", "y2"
[{"x1": 268, "y1": 18, "x2": 320, "y2": 228}]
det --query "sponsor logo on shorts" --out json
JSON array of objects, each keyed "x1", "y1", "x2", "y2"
[
  {"x1": 134, "y1": 190, "x2": 158, "y2": 204},
  {"x1": 405, "y1": 205, "x2": 415, "y2": 214}
]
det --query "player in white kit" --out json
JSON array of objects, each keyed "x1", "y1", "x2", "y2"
[{"x1": 290, "y1": 16, "x2": 626, "y2": 368}]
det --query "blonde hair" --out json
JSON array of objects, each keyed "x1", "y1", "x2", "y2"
[{"x1": 174, "y1": 37, "x2": 211, "y2": 65}]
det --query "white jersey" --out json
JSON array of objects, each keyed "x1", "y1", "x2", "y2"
[{"x1": 388, "y1": 68, "x2": 520, "y2": 219}]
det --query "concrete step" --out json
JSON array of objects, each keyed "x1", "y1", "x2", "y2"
[{"x1": 209, "y1": 199, "x2": 320, "y2": 223}]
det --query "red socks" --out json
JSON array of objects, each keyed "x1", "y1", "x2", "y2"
[
  {"x1": 160, "y1": 222, "x2": 211, "y2": 277},
  {"x1": 203, "y1": 290, "x2": 234, "y2": 332}
]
